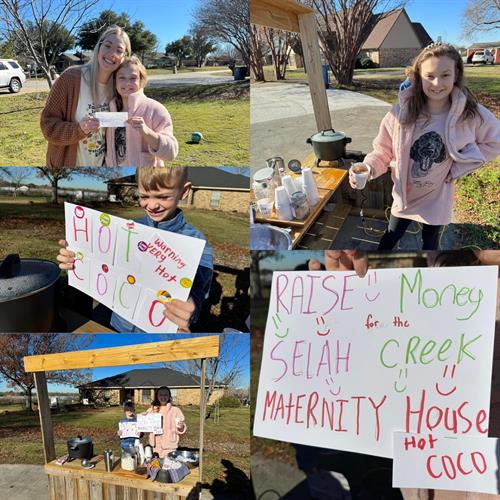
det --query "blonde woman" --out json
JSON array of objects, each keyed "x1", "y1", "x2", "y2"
[
  {"x1": 105, "y1": 55, "x2": 178, "y2": 166},
  {"x1": 40, "y1": 25, "x2": 131, "y2": 167}
]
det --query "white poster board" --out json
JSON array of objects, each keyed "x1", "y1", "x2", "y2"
[
  {"x1": 119, "y1": 421, "x2": 141, "y2": 439},
  {"x1": 137, "y1": 413, "x2": 163, "y2": 435},
  {"x1": 254, "y1": 267, "x2": 497, "y2": 458},
  {"x1": 393, "y1": 432, "x2": 500, "y2": 494},
  {"x1": 64, "y1": 202, "x2": 205, "y2": 332}
]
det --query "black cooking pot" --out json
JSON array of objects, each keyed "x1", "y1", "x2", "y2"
[
  {"x1": 67, "y1": 435, "x2": 93, "y2": 460},
  {"x1": 0, "y1": 253, "x2": 60, "y2": 332},
  {"x1": 306, "y1": 129, "x2": 352, "y2": 163}
]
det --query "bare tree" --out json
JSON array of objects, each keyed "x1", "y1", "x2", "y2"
[
  {"x1": 462, "y1": 0, "x2": 500, "y2": 39},
  {"x1": 263, "y1": 27, "x2": 294, "y2": 80},
  {"x1": 0, "y1": 167, "x2": 33, "y2": 197},
  {"x1": 0, "y1": 0, "x2": 99, "y2": 88},
  {"x1": 0, "y1": 334, "x2": 92, "y2": 411},
  {"x1": 250, "y1": 24, "x2": 265, "y2": 81},
  {"x1": 169, "y1": 334, "x2": 249, "y2": 409},
  {"x1": 193, "y1": 0, "x2": 250, "y2": 67},
  {"x1": 308, "y1": 0, "x2": 405, "y2": 85},
  {"x1": 37, "y1": 166, "x2": 118, "y2": 203}
]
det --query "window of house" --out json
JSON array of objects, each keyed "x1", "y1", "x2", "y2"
[
  {"x1": 142, "y1": 390, "x2": 152, "y2": 404},
  {"x1": 210, "y1": 191, "x2": 221, "y2": 208}
]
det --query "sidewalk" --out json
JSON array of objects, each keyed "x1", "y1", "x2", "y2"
[{"x1": 0, "y1": 464, "x2": 48, "y2": 500}]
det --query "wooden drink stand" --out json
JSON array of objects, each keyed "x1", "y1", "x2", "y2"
[{"x1": 24, "y1": 336, "x2": 220, "y2": 500}]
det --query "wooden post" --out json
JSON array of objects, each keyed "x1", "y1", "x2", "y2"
[
  {"x1": 198, "y1": 358, "x2": 207, "y2": 482},
  {"x1": 298, "y1": 12, "x2": 333, "y2": 131},
  {"x1": 34, "y1": 372, "x2": 56, "y2": 463}
]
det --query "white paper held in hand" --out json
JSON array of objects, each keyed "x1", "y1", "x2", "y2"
[{"x1": 95, "y1": 112, "x2": 128, "y2": 127}]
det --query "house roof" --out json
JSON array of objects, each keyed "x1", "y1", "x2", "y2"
[
  {"x1": 362, "y1": 9, "x2": 403, "y2": 50},
  {"x1": 81, "y1": 367, "x2": 203, "y2": 389},
  {"x1": 107, "y1": 167, "x2": 250, "y2": 191},
  {"x1": 362, "y1": 8, "x2": 432, "y2": 50},
  {"x1": 411, "y1": 22, "x2": 433, "y2": 47}
]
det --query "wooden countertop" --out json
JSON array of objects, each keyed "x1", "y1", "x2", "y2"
[{"x1": 45, "y1": 456, "x2": 199, "y2": 495}]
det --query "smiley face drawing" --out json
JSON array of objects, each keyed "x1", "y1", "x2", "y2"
[
  {"x1": 180, "y1": 277, "x2": 192, "y2": 289},
  {"x1": 157, "y1": 290, "x2": 172, "y2": 302},
  {"x1": 100, "y1": 213, "x2": 111, "y2": 227}
]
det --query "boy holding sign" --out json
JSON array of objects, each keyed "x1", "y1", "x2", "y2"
[{"x1": 57, "y1": 166, "x2": 213, "y2": 332}]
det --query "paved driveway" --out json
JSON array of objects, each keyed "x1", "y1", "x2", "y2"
[{"x1": 250, "y1": 81, "x2": 391, "y2": 172}]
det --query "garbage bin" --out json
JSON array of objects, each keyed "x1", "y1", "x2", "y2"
[
  {"x1": 234, "y1": 66, "x2": 247, "y2": 81},
  {"x1": 322, "y1": 64, "x2": 330, "y2": 89}
]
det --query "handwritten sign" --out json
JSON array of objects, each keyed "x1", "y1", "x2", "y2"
[
  {"x1": 95, "y1": 111, "x2": 128, "y2": 127},
  {"x1": 64, "y1": 202, "x2": 205, "y2": 332},
  {"x1": 137, "y1": 413, "x2": 163, "y2": 435},
  {"x1": 393, "y1": 433, "x2": 500, "y2": 494},
  {"x1": 119, "y1": 421, "x2": 141, "y2": 439},
  {"x1": 254, "y1": 267, "x2": 497, "y2": 458}
]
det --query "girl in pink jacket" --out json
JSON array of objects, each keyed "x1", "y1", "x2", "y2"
[
  {"x1": 105, "y1": 55, "x2": 179, "y2": 166},
  {"x1": 147, "y1": 386, "x2": 187, "y2": 458},
  {"x1": 350, "y1": 43, "x2": 500, "y2": 250}
]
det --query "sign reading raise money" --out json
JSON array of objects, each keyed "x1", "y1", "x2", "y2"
[
  {"x1": 64, "y1": 202, "x2": 205, "y2": 332},
  {"x1": 254, "y1": 267, "x2": 497, "y2": 458}
]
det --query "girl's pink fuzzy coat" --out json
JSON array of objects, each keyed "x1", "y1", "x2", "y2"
[
  {"x1": 147, "y1": 403, "x2": 186, "y2": 458},
  {"x1": 364, "y1": 86, "x2": 500, "y2": 225},
  {"x1": 105, "y1": 88, "x2": 179, "y2": 167}
]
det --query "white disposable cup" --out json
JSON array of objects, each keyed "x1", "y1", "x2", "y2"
[
  {"x1": 256, "y1": 198, "x2": 274, "y2": 217},
  {"x1": 350, "y1": 163, "x2": 369, "y2": 190},
  {"x1": 281, "y1": 175, "x2": 296, "y2": 199},
  {"x1": 275, "y1": 186, "x2": 294, "y2": 220},
  {"x1": 302, "y1": 168, "x2": 320, "y2": 206}
]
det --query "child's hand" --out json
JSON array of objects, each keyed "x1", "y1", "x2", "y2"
[
  {"x1": 128, "y1": 116, "x2": 150, "y2": 136},
  {"x1": 308, "y1": 250, "x2": 368, "y2": 278},
  {"x1": 79, "y1": 115, "x2": 100, "y2": 135},
  {"x1": 163, "y1": 298, "x2": 196, "y2": 332},
  {"x1": 56, "y1": 239, "x2": 75, "y2": 270}
]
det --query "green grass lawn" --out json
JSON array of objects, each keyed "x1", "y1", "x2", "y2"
[
  {"x1": 0, "y1": 404, "x2": 250, "y2": 494},
  {"x1": 0, "y1": 83, "x2": 249, "y2": 166}
]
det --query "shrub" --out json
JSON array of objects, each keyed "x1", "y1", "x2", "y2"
[{"x1": 217, "y1": 396, "x2": 241, "y2": 408}]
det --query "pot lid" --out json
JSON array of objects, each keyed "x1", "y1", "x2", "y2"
[
  {"x1": 68, "y1": 435, "x2": 93, "y2": 445},
  {"x1": 0, "y1": 255, "x2": 60, "y2": 302},
  {"x1": 310, "y1": 129, "x2": 346, "y2": 142},
  {"x1": 253, "y1": 167, "x2": 274, "y2": 183}
]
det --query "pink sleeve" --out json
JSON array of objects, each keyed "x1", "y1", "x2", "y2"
[
  {"x1": 363, "y1": 110, "x2": 396, "y2": 180},
  {"x1": 148, "y1": 108, "x2": 179, "y2": 161},
  {"x1": 450, "y1": 106, "x2": 500, "y2": 180}
]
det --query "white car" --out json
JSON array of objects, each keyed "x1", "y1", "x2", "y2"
[
  {"x1": 0, "y1": 59, "x2": 26, "y2": 93},
  {"x1": 471, "y1": 49, "x2": 495, "y2": 65}
]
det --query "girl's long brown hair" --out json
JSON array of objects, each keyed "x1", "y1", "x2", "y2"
[{"x1": 402, "y1": 43, "x2": 480, "y2": 124}]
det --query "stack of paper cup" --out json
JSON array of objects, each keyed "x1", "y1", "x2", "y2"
[
  {"x1": 302, "y1": 168, "x2": 320, "y2": 206},
  {"x1": 281, "y1": 175, "x2": 296, "y2": 199},
  {"x1": 274, "y1": 186, "x2": 294, "y2": 220}
]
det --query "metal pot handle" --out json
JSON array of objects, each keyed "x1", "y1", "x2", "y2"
[
  {"x1": 345, "y1": 137, "x2": 352, "y2": 144},
  {"x1": 0, "y1": 254, "x2": 20, "y2": 279},
  {"x1": 321, "y1": 128, "x2": 336, "y2": 135}
]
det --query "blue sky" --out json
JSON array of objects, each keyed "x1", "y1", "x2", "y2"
[
  {"x1": 0, "y1": 333, "x2": 250, "y2": 393},
  {"x1": 403, "y1": 0, "x2": 500, "y2": 46},
  {"x1": 0, "y1": 167, "x2": 249, "y2": 190},
  {"x1": 81, "y1": 0, "x2": 200, "y2": 50}
]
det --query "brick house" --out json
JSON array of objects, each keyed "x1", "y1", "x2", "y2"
[
  {"x1": 79, "y1": 367, "x2": 225, "y2": 407},
  {"x1": 466, "y1": 42, "x2": 500, "y2": 64},
  {"x1": 360, "y1": 8, "x2": 432, "y2": 67},
  {"x1": 107, "y1": 167, "x2": 249, "y2": 214}
]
